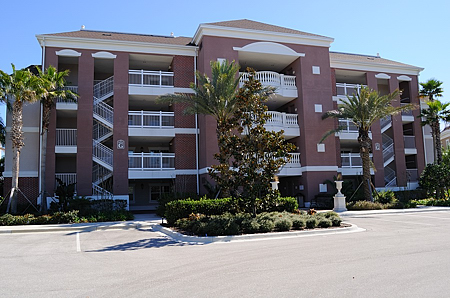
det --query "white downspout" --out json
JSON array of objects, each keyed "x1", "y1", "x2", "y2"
[
  {"x1": 38, "y1": 38, "x2": 45, "y2": 201},
  {"x1": 194, "y1": 49, "x2": 199, "y2": 195}
]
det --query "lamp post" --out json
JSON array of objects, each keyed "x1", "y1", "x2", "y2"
[{"x1": 271, "y1": 175, "x2": 279, "y2": 190}]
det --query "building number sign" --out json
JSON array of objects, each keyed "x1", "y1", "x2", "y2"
[{"x1": 117, "y1": 139, "x2": 125, "y2": 150}]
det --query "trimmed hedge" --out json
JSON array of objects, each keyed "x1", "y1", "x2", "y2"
[{"x1": 164, "y1": 196, "x2": 299, "y2": 225}]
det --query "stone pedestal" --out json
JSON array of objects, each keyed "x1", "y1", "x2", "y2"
[{"x1": 333, "y1": 180, "x2": 347, "y2": 212}]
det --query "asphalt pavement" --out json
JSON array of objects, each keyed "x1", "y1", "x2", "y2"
[{"x1": 1, "y1": 210, "x2": 450, "y2": 297}]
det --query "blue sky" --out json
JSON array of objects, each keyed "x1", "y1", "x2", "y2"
[{"x1": 1, "y1": 0, "x2": 449, "y2": 122}]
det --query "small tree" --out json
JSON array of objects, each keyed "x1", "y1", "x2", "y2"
[
  {"x1": 419, "y1": 163, "x2": 450, "y2": 199},
  {"x1": 37, "y1": 66, "x2": 78, "y2": 212},
  {"x1": 0, "y1": 65, "x2": 45, "y2": 214},
  {"x1": 322, "y1": 87, "x2": 414, "y2": 201},
  {"x1": 418, "y1": 100, "x2": 450, "y2": 164},
  {"x1": 210, "y1": 70, "x2": 296, "y2": 215}
]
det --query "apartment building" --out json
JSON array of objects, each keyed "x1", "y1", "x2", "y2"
[
  {"x1": 442, "y1": 126, "x2": 450, "y2": 150},
  {"x1": 3, "y1": 20, "x2": 431, "y2": 210}
]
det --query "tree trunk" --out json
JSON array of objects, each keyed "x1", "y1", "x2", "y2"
[
  {"x1": 434, "y1": 121, "x2": 443, "y2": 164},
  {"x1": 39, "y1": 130, "x2": 48, "y2": 213},
  {"x1": 359, "y1": 131, "x2": 373, "y2": 201},
  {"x1": 10, "y1": 100, "x2": 24, "y2": 214}
]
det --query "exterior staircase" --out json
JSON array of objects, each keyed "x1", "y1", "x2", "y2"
[
  {"x1": 381, "y1": 116, "x2": 397, "y2": 187},
  {"x1": 92, "y1": 76, "x2": 114, "y2": 198}
]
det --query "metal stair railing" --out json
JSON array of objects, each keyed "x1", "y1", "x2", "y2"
[
  {"x1": 93, "y1": 140, "x2": 113, "y2": 167},
  {"x1": 93, "y1": 101, "x2": 114, "y2": 127}
]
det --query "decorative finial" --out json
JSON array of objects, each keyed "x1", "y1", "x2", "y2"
[{"x1": 81, "y1": 25, "x2": 85, "y2": 30}]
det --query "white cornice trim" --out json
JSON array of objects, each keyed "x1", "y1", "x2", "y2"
[
  {"x1": 300, "y1": 166, "x2": 338, "y2": 172},
  {"x1": 3, "y1": 171, "x2": 38, "y2": 178},
  {"x1": 92, "y1": 51, "x2": 117, "y2": 59},
  {"x1": 233, "y1": 41, "x2": 305, "y2": 57},
  {"x1": 375, "y1": 73, "x2": 391, "y2": 79},
  {"x1": 192, "y1": 24, "x2": 334, "y2": 48},
  {"x1": 331, "y1": 59, "x2": 424, "y2": 75},
  {"x1": 56, "y1": 49, "x2": 82, "y2": 57},
  {"x1": 397, "y1": 75, "x2": 412, "y2": 82},
  {"x1": 36, "y1": 35, "x2": 198, "y2": 57}
]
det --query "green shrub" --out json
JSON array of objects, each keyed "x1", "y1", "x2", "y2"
[
  {"x1": 0, "y1": 214, "x2": 16, "y2": 225},
  {"x1": 165, "y1": 197, "x2": 237, "y2": 225},
  {"x1": 318, "y1": 218, "x2": 332, "y2": 228},
  {"x1": 241, "y1": 218, "x2": 260, "y2": 234},
  {"x1": 270, "y1": 197, "x2": 298, "y2": 213},
  {"x1": 156, "y1": 192, "x2": 200, "y2": 217},
  {"x1": 257, "y1": 218, "x2": 275, "y2": 233},
  {"x1": 347, "y1": 201, "x2": 384, "y2": 210},
  {"x1": 274, "y1": 218, "x2": 293, "y2": 231},
  {"x1": 329, "y1": 216, "x2": 342, "y2": 227},
  {"x1": 376, "y1": 190, "x2": 396, "y2": 204},
  {"x1": 49, "y1": 210, "x2": 80, "y2": 224},
  {"x1": 305, "y1": 217, "x2": 318, "y2": 229},
  {"x1": 394, "y1": 190, "x2": 427, "y2": 203},
  {"x1": 317, "y1": 211, "x2": 339, "y2": 219},
  {"x1": 292, "y1": 217, "x2": 306, "y2": 229}
]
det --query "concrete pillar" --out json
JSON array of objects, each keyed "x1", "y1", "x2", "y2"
[
  {"x1": 44, "y1": 49, "x2": 59, "y2": 194},
  {"x1": 76, "y1": 50, "x2": 94, "y2": 195},
  {"x1": 366, "y1": 72, "x2": 384, "y2": 187},
  {"x1": 113, "y1": 53, "x2": 129, "y2": 196}
]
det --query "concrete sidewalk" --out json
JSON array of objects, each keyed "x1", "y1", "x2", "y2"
[{"x1": 0, "y1": 213, "x2": 162, "y2": 234}]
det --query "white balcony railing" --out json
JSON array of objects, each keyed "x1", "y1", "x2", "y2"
[
  {"x1": 129, "y1": 70, "x2": 174, "y2": 87},
  {"x1": 284, "y1": 153, "x2": 301, "y2": 168},
  {"x1": 404, "y1": 136, "x2": 416, "y2": 149},
  {"x1": 336, "y1": 83, "x2": 366, "y2": 97},
  {"x1": 56, "y1": 86, "x2": 78, "y2": 103},
  {"x1": 401, "y1": 103, "x2": 414, "y2": 116},
  {"x1": 128, "y1": 153, "x2": 175, "y2": 170},
  {"x1": 239, "y1": 71, "x2": 296, "y2": 90},
  {"x1": 338, "y1": 119, "x2": 358, "y2": 133},
  {"x1": 55, "y1": 129, "x2": 77, "y2": 146},
  {"x1": 55, "y1": 173, "x2": 77, "y2": 186},
  {"x1": 128, "y1": 111, "x2": 174, "y2": 128},
  {"x1": 266, "y1": 111, "x2": 298, "y2": 127},
  {"x1": 341, "y1": 153, "x2": 373, "y2": 168}
]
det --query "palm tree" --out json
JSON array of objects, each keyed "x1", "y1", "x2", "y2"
[
  {"x1": 159, "y1": 60, "x2": 241, "y2": 167},
  {"x1": 0, "y1": 64, "x2": 45, "y2": 214},
  {"x1": 418, "y1": 100, "x2": 450, "y2": 164},
  {"x1": 37, "y1": 66, "x2": 78, "y2": 212},
  {"x1": 419, "y1": 79, "x2": 445, "y2": 163},
  {"x1": 321, "y1": 87, "x2": 414, "y2": 201}
]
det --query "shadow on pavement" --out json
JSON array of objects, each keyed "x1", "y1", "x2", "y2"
[{"x1": 86, "y1": 236, "x2": 197, "y2": 252}]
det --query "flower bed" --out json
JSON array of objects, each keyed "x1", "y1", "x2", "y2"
[{"x1": 172, "y1": 211, "x2": 343, "y2": 236}]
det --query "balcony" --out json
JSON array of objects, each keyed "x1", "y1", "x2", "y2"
[
  {"x1": 129, "y1": 70, "x2": 180, "y2": 96},
  {"x1": 55, "y1": 129, "x2": 77, "y2": 153},
  {"x1": 56, "y1": 86, "x2": 78, "y2": 110},
  {"x1": 335, "y1": 83, "x2": 366, "y2": 104},
  {"x1": 55, "y1": 173, "x2": 77, "y2": 186},
  {"x1": 401, "y1": 103, "x2": 415, "y2": 123},
  {"x1": 128, "y1": 111, "x2": 175, "y2": 137},
  {"x1": 339, "y1": 153, "x2": 374, "y2": 176},
  {"x1": 265, "y1": 111, "x2": 300, "y2": 139},
  {"x1": 404, "y1": 135, "x2": 417, "y2": 155},
  {"x1": 128, "y1": 153, "x2": 175, "y2": 179},
  {"x1": 406, "y1": 169, "x2": 419, "y2": 182},
  {"x1": 337, "y1": 119, "x2": 371, "y2": 141},
  {"x1": 278, "y1": 153, "x2": 302, "y2": 176},
  {"x1": 239, "y1": 71, "x2": 297, "y2": 99}
]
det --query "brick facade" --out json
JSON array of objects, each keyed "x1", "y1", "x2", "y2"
[
  {"x1": 174, "y1": 134, "x2": 197, "y2": 169},
  {"x1": 3, "y1": 177, "x2": 39, "y2": 206},
  {"x1": 174, "y1": 103, "x2": 196, "y2": 128},
  {"x1": 172, "y1": 56, "x2": 195, "y2": 88}
]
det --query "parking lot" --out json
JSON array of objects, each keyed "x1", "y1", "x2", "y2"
[{"x1": 1, "y1": 210, "x2": 450, "y2": 297}]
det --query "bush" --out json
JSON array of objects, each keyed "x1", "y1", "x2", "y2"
[
  {"x1": 165, "y1": 197, "x2": 238, "y2": 225},
  {"x1": 419, "y1": 163, "x2": 450, "y2": 199},
  {"x1": 292, "y1": 217, "x2": 306, "y2": 229},
  {"x1": 256, "y1": 218, "x2": 275, "y2": 233},
  {"x1": 305, "y1": 217, "x2": 318, "y2": 229},
  {"x1": 156, "y1": 192, "x2": 200, "y2": 217},
  {"x1": 318, "y1": 218, "x2": 332, "y2": 228},
  {"x1": 347, "y1": 201, "x2": 384, "y2": 210},
  {"x1": 376, "y1": 190, "x2": 396, "y2": 204},
  {"x1": 241, "y1": 218, "x2": 260, "y2": 234},
  {"x1": 274, "y1": 218, "x2": 293, "y2": 231},
  {"x1": 270, "y1": 197, "x2": 298, "y2": 213},
  {"x1": 329, "y1": 216, "x2": 342, "y2": 227}
]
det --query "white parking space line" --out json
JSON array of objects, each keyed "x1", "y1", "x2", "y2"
[{"x1": 76, "y1": 232, "x2": 81, "y2": 252}]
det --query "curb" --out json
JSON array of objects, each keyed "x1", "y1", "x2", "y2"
[
  {"x1": 339, "y1": 206, "x2": 450, "y2": 217},
  {"x1": 0, "y1": 221, "x2": 157, "y2": 234},
  {"x1": 152, "y1": 223, "x2": 365, "y2": 244}
]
